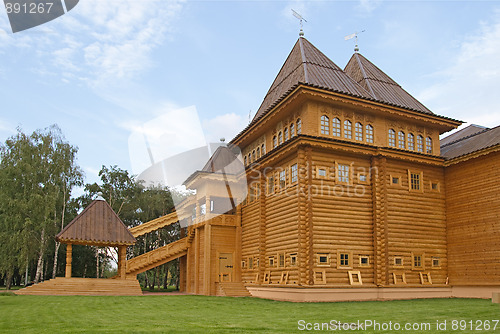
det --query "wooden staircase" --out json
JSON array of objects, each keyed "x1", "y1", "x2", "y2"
[
  {"x1": 216, "y1": 282, "x2": 252, "y2": 297},
  {"x1": 125, "y1": 237, "x2": 188, "y2": 276},
  {"x1": 15, "y1": 277, "x2": 142, "y2": 296}
]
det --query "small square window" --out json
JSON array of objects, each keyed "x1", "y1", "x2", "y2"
[
  {"x1": 268, "y1": 256, "x2": 275, "y2": 267},
  {"x1": 317, "y1": 253, "x2": 329, "y2": 266},
  {"x1": 432, "y1": 257, "x2": 440, "y2": 268},
  {"x1": 359, "y1": 174, "x2": 367, "y2": 182},
  {"x1": 394, "y1": 257, "x2": 403, "y2": 267},
  {"x1": 340, "y1": 253, "x2": 349, "y2": 266},
  {"x1": 241, "y1": 260, "x2": 246, "y2": 269},
  {"x1": 318, "y1": 168, "x2": 327, "y2": 177},
  {"x1": 392, "y1": 177, "x2": 400, "y2": 185},
  {"x1": 431, "y1": 182, "x2": 440, "y2": 191},
  {"x1": 359, "y1": 256, "x2": 370, "y2": 267}
]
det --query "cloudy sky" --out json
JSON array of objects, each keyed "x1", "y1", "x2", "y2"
[{"x1": 1, "y1": 0, "x2": 500, "y2": 186}]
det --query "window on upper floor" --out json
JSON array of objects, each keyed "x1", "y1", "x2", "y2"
[
  {"x1": 355, "y1": 122, "x2": 363, "y2": 141},
  {"x1": 408, "y1": 133, "x2": 415, "y2": 151},
  {"x1": 244, "y1": 156, "x2": 247, "y2": 166},
  {"x1": 388, "y1": 129, "x2": 396, "y2": 147},
  {"x1": 338, "y1": 164, "x2": 350, "y2": 183},
  {"x1": 320, "y1": 115, "x2": 329, "y2": 135},
  {"x1": 344, "y1": 120, "x2": 352, "y2": 139},
  {"x1": 417, "y1": 135, "x2": 424, "y2": 152},
  {"x1": 297, "y1": 119, "x2": 302, "y2": 134},
  {"x1": 273, "y1": 136, "x2": 277, "y2": 148},
  {"x1": 410, "y1": 172, "x2": 421, "y2": 191},
  {"x1": 248, "y1": 153, "x2": 251, "y2": 164},
  {"x1": 278, "y1": 131, "x2": 283, "y2": 145},
  {"x1": 284, "y1": 127, "x2": 289, "y2": 141},
  {"x1": 261, "y1": 144, "x2": 265, "y2": 155},
  {"x1": 267, "y1": 176, "x2": 275, "y2": 194},
  {"x1": 290, "y1": 163, "x2": 298, "y2": 183},
  {"x1": 398, "y1": 131, "x2": 405, "y2": 149},
  {"x1": 256, "y1": 147, "x2": 260, "y2": 158},
  {"x1": 365, "y1": 124, "x2": 374, "y2": 143},
  {"x1": 333, "y1": 118, "x2": 341, "y2": 137},
  {"x1": 426, "y1": 137, "x2": 433, "y2": 154},
  {"x1": 290, "y1": 123, "x2": 295, "y2": 137},
  {"x1": 279, "y1": 169, "x2": 287, "y2": 189},
  {"x1": 252, "y1": 150, "x2": 256, "y2": 161}
]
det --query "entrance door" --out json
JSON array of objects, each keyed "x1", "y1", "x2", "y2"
[{"x1": 218, "y1": 253, "x2": 233, "y2": 282}]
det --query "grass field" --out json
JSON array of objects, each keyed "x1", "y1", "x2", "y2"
[{"x1": 0, "y1": 295, "x2": 499, "y2": 333}]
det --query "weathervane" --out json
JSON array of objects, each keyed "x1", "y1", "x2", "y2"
[
  {"x1": 344, "y1": 30, "x2": 365, "y2": 52},
  {"x1": 291, "y1": 9, "x2": 307, "y2": 37}
]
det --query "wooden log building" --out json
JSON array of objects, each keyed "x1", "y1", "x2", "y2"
[{"x1": 17, "y1": 36, "x2": 500, "y2": 300}]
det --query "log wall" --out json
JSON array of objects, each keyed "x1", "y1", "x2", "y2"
[{"x1": 446, "y1": 151, "x2": 500, "y2": 285}]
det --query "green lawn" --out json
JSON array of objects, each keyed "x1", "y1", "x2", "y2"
[{"x1": 0, "y1": 295, "x2": 498, "y2": 333}]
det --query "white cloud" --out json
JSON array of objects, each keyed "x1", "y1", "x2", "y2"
[
  {"x1": 419, "y1": 11, "x2": 500, "y2": 127},
  {"x1": 202, "y1": 112, "x2": 248, "y2": 144},
  {"x1": 356, "y1": 0, "x2": 381, "y2": 14}
]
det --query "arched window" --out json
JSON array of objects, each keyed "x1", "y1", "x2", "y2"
[
  {"x1": 297, "y1": 119, "x2": 302, "y2": 134},
  {"x1": 261, "y1": 144, "x2": 265, "y2": 155},
  {"x1": 320, "y1": 115, "x2": 329, "y2": 135},
  {"x1": 398, "y1": 131, "x2": 405, "y2": 149},
  {"x1": 290, "y1": 123, "x2": 295, "y2": 137},
  {"x1": 256, "y1": 147, "x2": 260, "y2": 158},
  {"x1": 426, "y1": 137, "x2": 433, "y2": 154},
  {"x1": 417, "y1": 135, "x2": 424, "y2": 152},
  {"x1": 248, "y1": 153, "x2": 251, "y2": 163},
  {"x1": 388, "y1": 129, "x2": 396, "y2": 147},
  {"x1": 252, "y1": 150, "x2": 256, "y2": 161},
  {"x1": 278, "y1": 131, "x2": 283, "y2": 145},
  {"x1": 407, "y1": 133, "x2": 415, "y2": 151},
  {"x1": 273, "y1": 136, "x2": 277, "y2": 148},
  {"x1": 344, "y1": 120, "x2": 352, "y2": 139},
  {"x1": 284, "y1": 127, "x2": 289, "y2": 141},
  {"x1": 333, "y1": 118, "x2": 341, "y2": 137},
  {"x1": 365, "y1": 125, "x2": 374, "y2": 143},
  {"x1": 355, "y1": 122, "x2": 363, "y2": 141},
  {"x1": 244, "y1": 156, "x2": 247, "y2": 165}
]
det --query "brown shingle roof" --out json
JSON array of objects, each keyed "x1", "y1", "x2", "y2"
[
  {"x1": 252, "y1": 37, "x2": 372, "y2": 123},
  {"x1": 56, "y1": 198, "x2": 136, "y2": 246},
  {"x1": 440, "y1": 124, "x2": 500, "y2": 160},
  {"x1": 440, "y1": 124, "x2": 489, "y2": 147},
  {"x1": 344, "y1": 53, "x2": 433, "y2": 114}
]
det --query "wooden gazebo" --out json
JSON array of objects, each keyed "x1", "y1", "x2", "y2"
[
  {"x1": 56, "y1": 196, "x2": 136, "y2": 279},
  {"x1": 16, "y1": 197, "x2": 142, "y2": 295}
]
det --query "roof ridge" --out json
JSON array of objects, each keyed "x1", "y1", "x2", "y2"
[
  {"x1": 441, "y1": 126, "x2": 494, "y2": 148},
  {"x1": 354, "y1": 53, "x2": 377, "y2": 98},
  {"x1": 298, "y1": 38, "x2": 309, "y2": 82}
]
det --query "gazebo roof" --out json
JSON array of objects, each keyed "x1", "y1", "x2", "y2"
[{"x1": 56, "y1": 197, "x2": 136, "y2": 247}]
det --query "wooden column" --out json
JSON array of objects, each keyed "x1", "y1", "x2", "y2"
[
  {"x1": 371, "y1": 155, "x2": 389, "y2": 286},
  {"x1": 118, "y1": 246, "x2": 127, "y2": 279},
  {"x1": 194, "y1": 228, "x2": 200, "y2": 294},
  {"x1": 235, "y1": 206, "x2": 242, "y2": 282},
  {"x1": 305, "y1": 146, "x2": 314, "y2": 285},
  {"x1": 258, "y1": 172, "x2": 267, "y2": 284},
  {"x1": 65, "y1": 243, "x2": 72, "y2": 278},
  {"x1": 203, "y1": 218, "x2": 212, "y2": 295},
  {"x1": 297, "y1": 146, "x2": 308, "y2": 286}
]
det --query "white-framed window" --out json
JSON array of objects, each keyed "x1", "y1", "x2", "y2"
[
  {"x1": 338, "y1": 164, "x2": 350, "y2": 183},
  {"x1": 273, "y1": 136, "x2": 277, "y2": 149},
  {"x1": 290, "y1": 123, "x2": 295, "y2": 137},
  {"x1": 279, "y1": 169, "x2": 287, "y2": 189},
  {"x1": 284, "y1": 127, "x2": 289, "y2": 141},
  {"x1": 297, "y1": 119, "x2": 302, "y2": 134},
  {"x1": 332, "y1": 118, "x2": 341, "y2": 137},
  {"x1": 388, "y1": 129, "x2": 396, "y2": 147},
  {"x1": 278, "y1": 131, "x2": 283, "y2": 145},
  {"x1": 320, "y1": 115, "x2": 329, "y2": 135},
  {"x1": 355, "y1": 122, "x2": 363, "y2": 141},
  {"x1": 344, "y1": 120, "x2": 352, "y2": 139},
  {"x1": 365, "y1": 124, "x2": 374, "y2": 143},
  {"x1": 408, "y1": 133, "x2": 415, "y2": 151},
  {"x1": 417, "y1": 135, "x2": 424, "y2": 152},
  {"x1": 267, "y1": 176, "x2": 274, "y2": 194},
  {"x1": 426, "y1": 137, "x2": 433, "y2": 154},
  {"x1": 398, "y1": 131, "x2": 405, "y2": 149},
  {"x1": 290, "y1": 163, "x2": 298, "y2": 183}
]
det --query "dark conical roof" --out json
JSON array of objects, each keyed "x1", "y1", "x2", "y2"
[
  {"x1": 252, "y1": 37, "x2": 372, "y2": 122},
  {"x1": 344, "y1": 52, "x2": 433, "y2": 114},
  {"x1": 56, "y1": 198, "x2": 136, "y2": 246}
]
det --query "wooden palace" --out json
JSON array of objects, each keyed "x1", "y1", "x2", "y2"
[{"x1": 17, "y1": 36, "x2": 500, "y2": 301}]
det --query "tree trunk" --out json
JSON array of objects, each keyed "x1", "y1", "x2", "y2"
[
  {"x1": 34, "y1": 228, "x2": 46, "y2": 283},
  {"x1": 6, "y1": 272, "x2": 12, "y2": 290},
  {"x1": 163, "y1": 264, "x2": 168, "y2": 289},
  {"x1": 53, "y1": 189, "x2": 67, "y2": 279},
  {"x1": 24, "y1": 259, "x2": 29, "y2": 286},
  {"x1": 83, "y1": 264, "x2": 87, "y2": 278},
  {"x1": 96, "y1": 248, "x2": 99, "y2": 278}
]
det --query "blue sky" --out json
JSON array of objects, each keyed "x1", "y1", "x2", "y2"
[{"x1": 1, "y1": 0, "x2": 500, "y2": 187}]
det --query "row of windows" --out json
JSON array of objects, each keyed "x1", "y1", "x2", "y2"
[
  {"x1": 388, "y1": 129, "x2": 433, "y2": 154},
  {"x1": 272, "y1": 119, "x2": 302, "y2": 149},
  {"x1": 244, "y1": 143, "x2": 266, "y2": 166},
  {"x1": 320, "y1": 115, "x2": 374, "y2": 143}
]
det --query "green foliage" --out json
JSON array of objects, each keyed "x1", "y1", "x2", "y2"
[{"x1": 0, "y1": 297, "x2": 499, "y2": 333}]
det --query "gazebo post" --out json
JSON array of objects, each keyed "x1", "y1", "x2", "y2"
[
  {"x1": 118, "y1": 246, "x2": 127, "y2": 279},
  {"x1": 65, "y1": 243, "x2": 72, "y2": 278}
]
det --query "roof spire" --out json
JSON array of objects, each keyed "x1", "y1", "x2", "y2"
[
  {"x1": 291, "y1": 9, "x2": 307, "y2": 37},
  {"x1": 344, "y1": 30, "x2": 365, "y2": 53}
]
